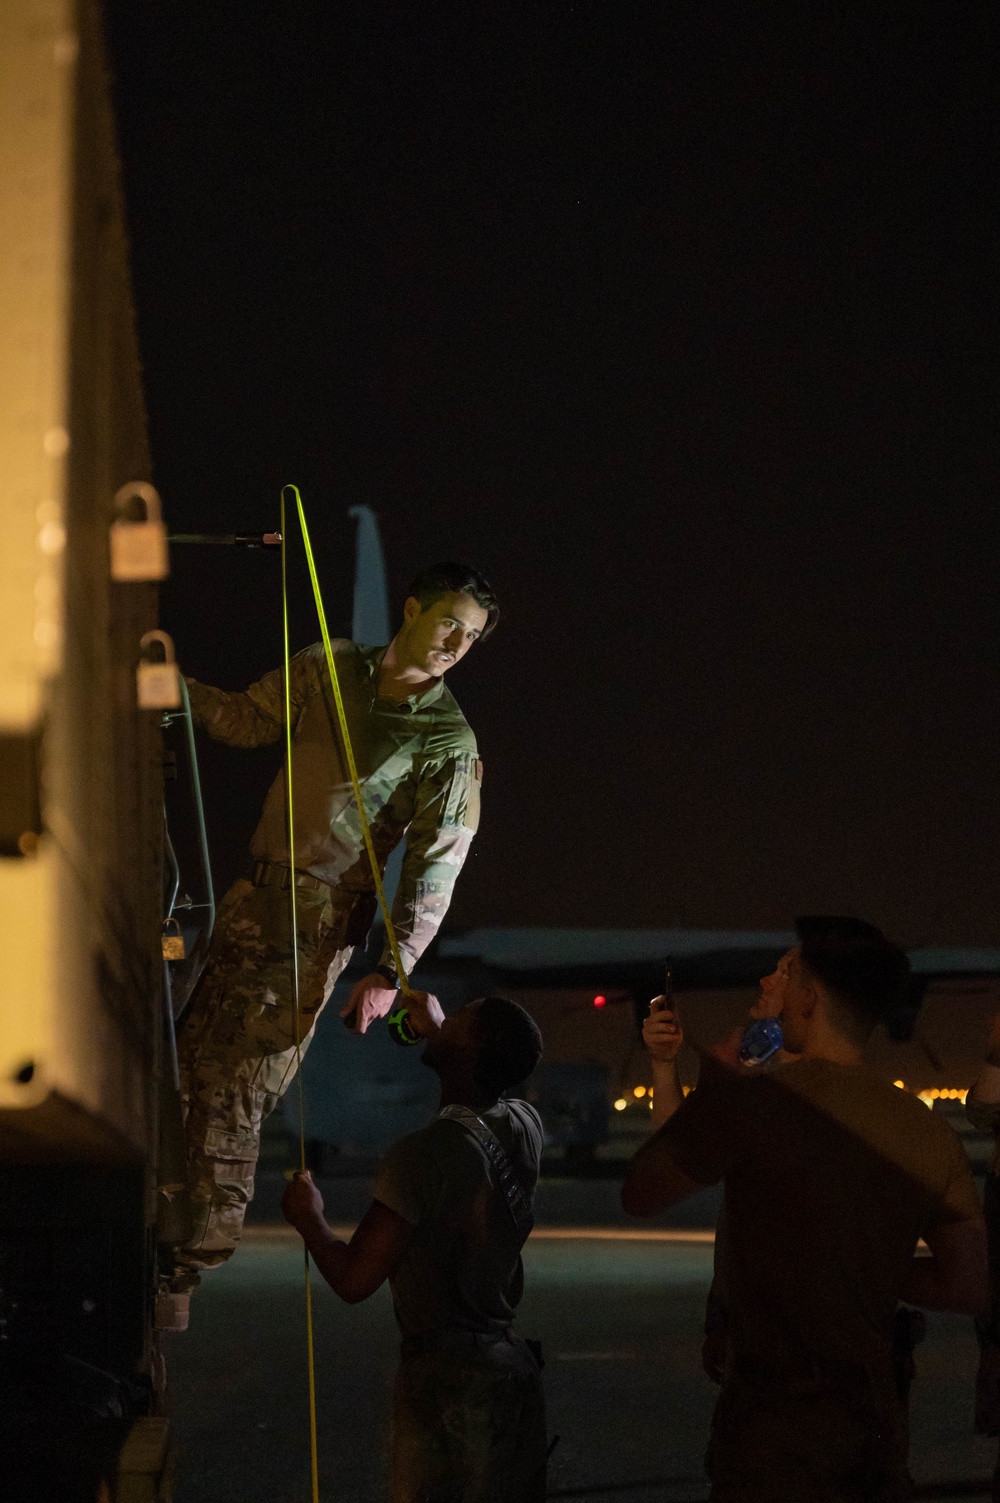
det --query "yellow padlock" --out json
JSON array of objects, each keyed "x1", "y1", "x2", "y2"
[{"x1": 162, "y1": 918, "x2": 185, "y2": 961}]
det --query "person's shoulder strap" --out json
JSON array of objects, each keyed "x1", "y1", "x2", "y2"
[{"x1": 438, "y1": 1104, "x2": 534, "y2": 1241}]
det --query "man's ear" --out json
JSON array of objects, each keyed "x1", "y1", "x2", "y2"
[
  {"x1": 402, "y1": 596, "x2": 422, "y2": 625},
  {"x1": 799, "y1": 980, "x2": 820, "y2": 1021}
]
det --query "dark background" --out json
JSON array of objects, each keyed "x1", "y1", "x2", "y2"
[{"x1": 106, "y1": 2, "x2": 996, "y2": 943}]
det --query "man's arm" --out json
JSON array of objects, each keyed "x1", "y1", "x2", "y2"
[
  {"x1": 387, "y1": 751, "x2": 480, "y2": 975},
  {"x1": 184, "y1": 644, "x2": 318, "y2": 748},
  {"x1": 342, "y1": 752, "x2": 480, "y2": 1033},
  {"x1": 637, "y1": 993, "x2": 726, "y2": 1355},
  {"x1": 643, "y1": 994, "x2": 685, "y2": 1129},
  {"x1": 901, "y1": 1216, "x2": 990, "y2": 1318},
  {"x1": 339, "y1": 750, "x2": 478, "y2": 1034},
  {"x1": 621, "y1": 1126, "x2": 711, "y2": 1217},
  {"x1": 282, "y1": 1173, "x2": 414, "y2": 1303},
  {"x1": 623, "y1": 1042, "x2": 740, "y2": 1217}
]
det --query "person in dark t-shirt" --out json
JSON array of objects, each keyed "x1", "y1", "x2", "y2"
[
  {"x1": 964, "y1": 1008, "x2": 1000, "y2": 1480},
  {"x1": 624, "y1": 916, "x2": 988, "y2": 1503},
  {"x1": 282, "y1": 990, "x2": 545, "y2": 1503}
]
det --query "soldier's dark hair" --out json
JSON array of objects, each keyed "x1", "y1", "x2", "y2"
[
  {"x1": 471, "y1": 995, "x2": 543, "y2": 1098},
  {"x1": 406, "y1": 562, "x2": 499, "y2": 637},
  {"x1": 795, "y1": 915, "x2": 911, "y2": 1044}
]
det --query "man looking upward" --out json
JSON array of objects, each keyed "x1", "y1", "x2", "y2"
[
  {"x1": 164, "y1": 563, "x2": 496, "y2": 1320},
  {"x1": 282, "y1": 989, "x2": 546, "y2": 1503},
  {"x1": 624, "y1": 916, "x2": 987, "y2": 1502}
]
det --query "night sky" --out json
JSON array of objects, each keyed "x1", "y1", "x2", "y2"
[{"x1": 105, "y1": 3, "x2": 996, "y2": 945}]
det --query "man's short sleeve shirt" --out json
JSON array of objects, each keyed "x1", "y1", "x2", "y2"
[
  {"x1": 658, "y1": 1058, "x2": 981, "y2": 1365},
  {"x1": 372, "y1": 1100, "x2": 543, "y2": 1339}
]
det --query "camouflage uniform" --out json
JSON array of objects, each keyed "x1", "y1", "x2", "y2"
[{"x1": 172, "y1": 641, "x2": 481, "y2": 1282}]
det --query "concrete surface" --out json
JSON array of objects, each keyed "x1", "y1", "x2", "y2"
[{"x1": 164, "y1": 1174, "x2": 996, "y2": 1503}]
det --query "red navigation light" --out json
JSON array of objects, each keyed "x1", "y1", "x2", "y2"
[{"x1": 593, "y1": 994, "x2": 607, "y2": 1008}]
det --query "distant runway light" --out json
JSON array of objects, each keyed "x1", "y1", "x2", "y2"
[
  {"x1": 614, "y1": 1098, "x2": 627, "y2": 1111},
  {"x1": 593, "y1": 994, "x2": 607, "y2": 1008},
  {"x1": 915, "y1": 1087, "x2": 968, "y2": 1107},
  {"x1": 633, "y1": 1086, "x2": 646, "y2": 1098}
]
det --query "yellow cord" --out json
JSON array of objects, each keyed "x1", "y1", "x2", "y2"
[
  {"x1": 280, "y1": 488, "x2": 321, "y2": 1503},
  {"x1": 279, "y1": 481, "x2": 417, "y2": 1501},
  {"x1": 282, "y1": 484, "x2": 412, "y2": 995}
]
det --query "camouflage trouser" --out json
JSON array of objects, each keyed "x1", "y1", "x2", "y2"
[
  {"x1": 390, "y1": 1331, "x2": 547, "y2": 1503},
  {"x1": 172, "y1": 876, "x2": 362, "y2": 1285},
  {"x1": 706, "y1": 1359, "x2": 910, "y2": 1503}
]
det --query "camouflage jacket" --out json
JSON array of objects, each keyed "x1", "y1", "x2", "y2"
[{"x1": 185, "y1": 641, "x2": 481, "y2": 973}]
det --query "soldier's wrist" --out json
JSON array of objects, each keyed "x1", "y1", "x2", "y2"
[{"x1": 374, "y1": 962, "x2": 399, "y2": 990}]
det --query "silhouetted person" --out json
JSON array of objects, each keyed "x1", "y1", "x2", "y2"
[
  {"x1": 624, "y1": 916, "x2": 987, "y2": 1502},
  {"x1": 965, "y1": 1007, "x2": 1000, "y2": 1497},
  {"x1": 642, "y1": 955, "x2": 802, "y2": 1385},
  {"x1": 282, "y1": 990, "x2": 546, "y2": 1503}
]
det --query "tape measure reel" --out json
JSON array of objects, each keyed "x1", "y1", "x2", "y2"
[{"x1": 387, "y1": 1006, "x2": 420, "y2": 1047}]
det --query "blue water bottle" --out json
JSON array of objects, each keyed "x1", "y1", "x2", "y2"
[{"x1": 738, "y1": 1016, "x2": 783, "y2": 1065}]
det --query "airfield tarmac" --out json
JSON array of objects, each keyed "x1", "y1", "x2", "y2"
[{"x1": 165, "y1": 1173, "x2": 994, "y2": 1503}]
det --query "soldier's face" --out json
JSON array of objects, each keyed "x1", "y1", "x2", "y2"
[{"x1": 402, "y1": 592, "x2": 488, "y2": 677}]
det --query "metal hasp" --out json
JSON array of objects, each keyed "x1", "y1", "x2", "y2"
[{"x1": 168, "y1": 530, "x2": 282, "y2": 547}]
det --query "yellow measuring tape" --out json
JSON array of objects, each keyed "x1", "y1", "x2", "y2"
[
  {"x1": 282, "y1": 485, "x2": 412, "y2": 992},
  {"x1": 279, "y1": 484, "x2": 415, "y2": 1502}
]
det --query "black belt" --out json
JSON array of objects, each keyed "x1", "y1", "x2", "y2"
[{"x1": 247, "y1": 860, "x2": 332, "y2": 895}]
